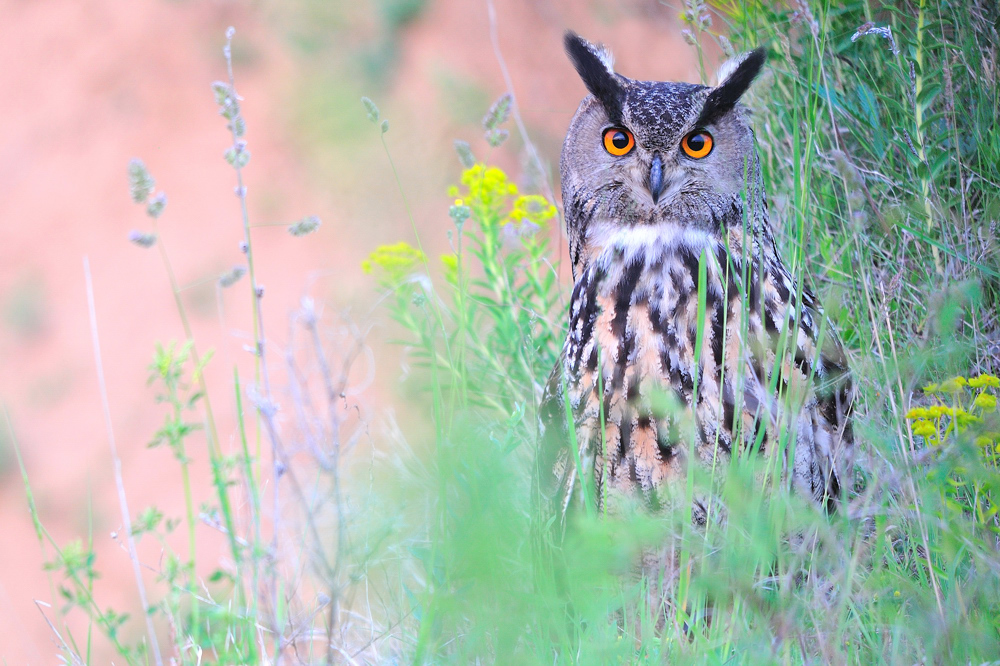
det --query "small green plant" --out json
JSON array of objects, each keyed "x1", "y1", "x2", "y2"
[{"x1": 363, "y1": 161, "x2": 558, "y2": 410}]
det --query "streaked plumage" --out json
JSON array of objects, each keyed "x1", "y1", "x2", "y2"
[{"x1": 538, "y1": 34, "x2": 854, "y2": 530}]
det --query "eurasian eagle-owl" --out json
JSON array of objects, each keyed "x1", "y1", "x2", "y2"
[{"x1": 538, "y1": 33, "x2": 854, "y2": 527}]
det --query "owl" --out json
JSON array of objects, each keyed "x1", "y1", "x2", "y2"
[{"x1": 537, "y1": 33, "x2": 854, "y2": 530}]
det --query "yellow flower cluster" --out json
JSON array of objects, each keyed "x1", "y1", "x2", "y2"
[
  {"x1": 970, "y1": 374, "x2": 1000, "y2": 389},
  {"x1": 907, "y1": 405, "x2": 975, "y2": 420},
  {"x1": 448, "y1": 164, "x2": 556, "y2": 232},
  {"x1": 361, "y1": 241, "x2": 427, "y2": 284},
  {"x1": 906, "y1": 373, "x2": 1000, "y2": 454},
  {"x1": 449, "y1": 165, "x2": 519, "y2": 219},
  {"x1": 508, "y1": 194, "x2": 557, "y2": 229},
  {"x1": 922, "y1": 374, "x2": 999, "y2": 394}
]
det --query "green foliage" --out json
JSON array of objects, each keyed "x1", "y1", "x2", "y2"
[
  {"x1": 147, "y1": 341, "x2": 208, "y2": 457},
  {"x1": 19, "y1": 3, "x2": 1000, "y2": 664},
  {"x1": 362, "y1": 158, "x2": 560, "y2": 415},
  {"x1": 353, "y1": 2, "x2": 1000, "y2": 664},
  {"x1": 725, "y1": 0, "x2": 999, "y2": 358}
]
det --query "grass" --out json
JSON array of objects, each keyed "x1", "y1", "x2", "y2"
[{"x1": 14, "y1": 0, "x2": 1000, "y2": 663}]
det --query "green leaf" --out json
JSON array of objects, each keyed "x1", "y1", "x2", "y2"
[
  {"x1": 916, "y1": 81, "x2": 942, "y2": 110},
  {"x1": 929, "y1": 149, "x2": 951, "y2": 180}
]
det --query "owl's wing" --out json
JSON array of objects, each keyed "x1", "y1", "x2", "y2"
[
  {"x1": 534, "y1": 353, "x2": 580, "y2": 535},
  {"x1": 759, "y1": 266, "x2": 855, "y2": 507}
]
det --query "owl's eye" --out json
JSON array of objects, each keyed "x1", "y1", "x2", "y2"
[
  {"x1": 602, "y1": 128, "x2": 635, "y2": 156},
  {"x1": 681, "y1": 130, "x2": 714, "y2": 159}
]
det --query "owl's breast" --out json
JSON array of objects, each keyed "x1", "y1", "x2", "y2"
[{"x1": 563, "y1": 222, "x2": 758, "y2": 502}]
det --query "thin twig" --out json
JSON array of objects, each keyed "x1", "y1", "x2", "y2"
[
  {"x1": 83, "y1": 256, "x2": 163, "y2": 666},
  {"x1": 34, "y1": 601, "x2": 85, "y2": 666},
  {"x1": 301, "y1": 303, "x2": 367, "y2": 654}
]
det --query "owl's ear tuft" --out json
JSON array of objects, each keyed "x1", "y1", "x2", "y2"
[
  {"x1": 564, "y1": 31, "x2": 624, "y2": 124},
  {"x1": 696, "y1": 47, "x2": 766, "y2": 126}
]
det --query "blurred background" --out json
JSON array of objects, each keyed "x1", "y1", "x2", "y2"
[{"x1": 0, "y1": 0, "x2": 704, "y2": 660}]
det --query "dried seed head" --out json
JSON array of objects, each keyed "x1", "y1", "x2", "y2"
[
  {"x1": 482, "y1": 93, "x2": 512, "y2": 131},
  {"x1": 486, "y1": 128, "x2": 509, "y2": 148},
  {"x1": 218, "y1": 265, "x2": 246, "y2": 288},
  {"x1": 361, "y1": 96, "x2": 380, "y2": 124},
  {"x1": 146, "y1": 192, "x2": 167, "y2": 219},
  {"x1": 453, "y1": 140, "x2": 476, "y2": 168},
  {"x1": 228, "y1": 116, "x2": 246, "y2": 137},
  {"x1": 127, "y1": 159, "x2": 155, "y2": 204},
  {"x1": 718, "y1": 35, "x2": 736, "y2": 59},
  {"x1": 224, "y1": 143, "x2": 250, "y2": 168},
  {"x1": 128, "y1": 230, "x2": 157, "y2": 248},
  {"x1": 850, "y1": 22, "x2": 899, "y2": 55},
  {"x1": 211, "y1": 81, "x2": 232, "y2": 106},
  {"x1": 288, "y1": 215, "x2": 321, "y2": 236}
]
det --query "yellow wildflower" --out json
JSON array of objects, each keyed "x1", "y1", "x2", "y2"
[
  {"x1": 911, "y1": 420, "x2": 936, "y2": 437},
  {"x1": 362, "y1": 241, "x2": 427, "y2": 285},
  {"x1": 460, "y1": 164, "x2": 519, "y2": 214},
  {"x1": 955, "y1": 410, "x2": 981, "y2": 426},
  {"x1": 927, "y1": 405, "x2": 951, "y2": 418},
  {"x1": 906, "y1": 407, "x2": 927, "y2": 420},
  {"x1": 940, "y1": 377, "x2": 968, "y2": 393},
  {"x1": 973, "y1": 392, "x2": 997, "y2": 412},
  {"x1": 969, "y1": 374, "x2": 1000, "y2": 389},
  {"x1": 507, "y1": 194, "x2": 557, "y2": 229},
  {"x1": 975, "y1": 435, "x2": 994, "y2": 449}
]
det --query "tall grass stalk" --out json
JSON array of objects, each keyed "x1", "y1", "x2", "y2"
[{"x1": 84, "y1": 256, "x2": 162, "y2": 664}]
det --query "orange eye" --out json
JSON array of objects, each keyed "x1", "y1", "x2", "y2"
[
  {"x1": 681, "y1": 130, "x2": 714, "y2": 158},
  {"x1": 602, "y1": 128, "x2": 635, "y2": 156}
]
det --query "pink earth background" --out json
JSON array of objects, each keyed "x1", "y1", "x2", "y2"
[{"x1": 0, "y1": 0, "x2": 702, "y2": 660}]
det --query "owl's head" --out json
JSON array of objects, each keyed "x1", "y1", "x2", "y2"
[{"x1": 560, "y1": 32, "x2": 767, "y2": 267}]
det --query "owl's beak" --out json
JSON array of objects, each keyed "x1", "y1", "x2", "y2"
[{"x1": 649, "y1": 153, "x2": 664, "y2": 205}]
